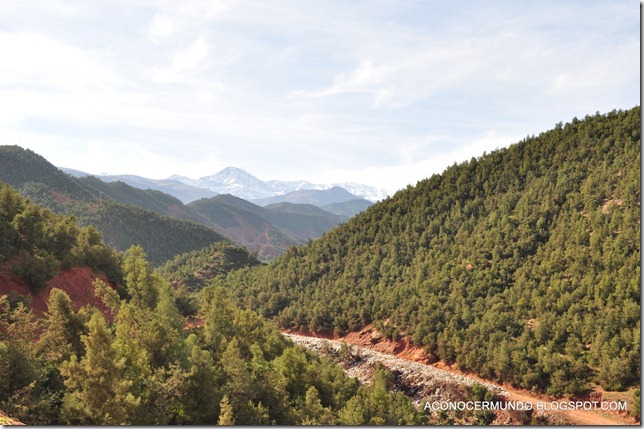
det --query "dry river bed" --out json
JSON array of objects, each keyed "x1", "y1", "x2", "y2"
[{"x1": 284, "y1": 333, "x2": 634, "y2": 426}]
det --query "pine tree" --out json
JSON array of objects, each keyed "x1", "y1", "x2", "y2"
[
  {"x1": 38, "y1": 288, "x2": 87, "y2": 363},
  {"x1": 217, "y1": 395, "x2": 235, "y2": 425},
  {"x1": 59, "y1": 312, "x2": 139, "y2": 424},
  {"x1": 300, "y1": 386, "x2": 334, "y2": 425},
  {"x1": 175, "y1": 334, "x2": 221, "y2": 424}
]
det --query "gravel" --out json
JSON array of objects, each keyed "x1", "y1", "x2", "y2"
[{"x1": 284, "y1": 333, "x2": 508, "y2": 406}]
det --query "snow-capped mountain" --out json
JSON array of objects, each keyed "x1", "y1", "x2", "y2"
[
  {"x1": 172, "y1": 167, "x2": 387, "y2": 202},
  {"x1": 60, "y1": 169, "x2": 217, "y2": 204},
  {"x1": 332, "y1": 182, "x2": 389, "y2": 202},
  {"x1": 195, "y1": 167, "x2": 273, "y2": 200},
  {"x1": 167, "y1": 174, "x2": 200, "y2": 188}
]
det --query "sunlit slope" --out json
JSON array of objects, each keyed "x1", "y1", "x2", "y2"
[{"x1": 226, "y1": 107, "x2": 641, "y2": 395}]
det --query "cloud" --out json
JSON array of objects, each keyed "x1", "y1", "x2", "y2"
[
  {"x1": 0, "y1": 1, "x2": 637, "y2": 192},
  {"x1": 149, "y1": 13, "x2": 176, "y2": 42},
  {"x1": 152, "y1": 36, "x2": 212, "y2": 84},
  {"x1": 0, "y1": 32, "x2": 120, "y2": 89},
  {"x1": 314, "y1": 129, "x2": 520, "y2": 195}
]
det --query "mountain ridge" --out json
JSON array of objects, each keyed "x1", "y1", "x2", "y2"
[
  {"x1": 184, "y1": 166, "x2": 387, "y2": 202},
  {"x1": 5, "y1": 147, "x2": 360, "y2": 261},
  {"x1": 61, "y1": 166, "x2": 386, "y2": 204}
]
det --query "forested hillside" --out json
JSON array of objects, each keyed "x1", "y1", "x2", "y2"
[
  {"x1": 224, "y1": 107, "x2": 641, "y2": 396},
  {"x1": 0, "y1": 146, "x2": 228, "y2": 265},
  {"x1": 0, "y1": 146, "x2": 353, "y2": 262},
  {"x1": 187, "y1": 194, "x2": 345, "y2": 261},
  {"x1": 0, "y1": 181, "x2": 122, "y2": 290},
  {"x1": 158, "y1": 241, "x2": 261, "y2": 292},
  {"x1": 0, "y1": 187, "x2": 426, "y2": 424}
]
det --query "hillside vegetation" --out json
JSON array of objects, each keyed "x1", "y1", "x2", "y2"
[
  {"x1": 158, "y1": 241, "x2": 261, "y2": 292},
  {"x1": 0, "y1": 181, "x2": 122, "y2": 290},
  {"x1": 224, "y1": 107, "x2": 641, "y2": 396},
  {"x1": 0, "y1": 146, "x2": 228, "y2": 265},
  {"x1": 187, "y1": 194, "x2": 348, "y2": 261},
  {"x1": 0, "y1": 189, "x2": 425, "y2": 424},
  {"x1": 0, "y1": 147, "x2": 354, "y2": 262}
]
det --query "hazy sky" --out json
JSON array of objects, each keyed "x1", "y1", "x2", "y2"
[{"x1": 0, "y1": 1, "x2": 638, "y2": 195}]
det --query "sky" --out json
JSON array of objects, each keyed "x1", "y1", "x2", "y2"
[{"x1": 0, "y1": 1, "x2": 639, "y2": 196}]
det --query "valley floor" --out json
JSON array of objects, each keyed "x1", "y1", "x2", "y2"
[{"x1": 284, "y1": 332, "x2": 636, "y2": 426}]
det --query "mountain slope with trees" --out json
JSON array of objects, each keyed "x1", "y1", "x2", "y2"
[
  {"x1": 0, "y1": 146, "x2": 355, "y2": 262},
  {"x1": 223, "y1": 107, "x2": 641, "y2": 397},
  {"x1": 0, "y1": 146, "x2": 228, "y2": 265},
  {"x1": 0, "y1": 187, "x2": 425, "y2": 424},
  {"x1": 157, "y1": 241, "x2": 262, "y2": 292},
  {"x1": 0, "y1": 180, "x2": 122, "y2": 291},
  {"x1": 187, "y1": 194, "x2": 346, "y2": 261}
]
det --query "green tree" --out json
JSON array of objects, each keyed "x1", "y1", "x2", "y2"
[
  {"x1": 300, "y1": 386, "x2": 334, "y2": 425},
  {"x1": 175, "y1": 335, "x2": 221, "y2": 424},
  {"x1": 60, "y1": 312, "x2": 139, "y2": 424},
  {"x1": 38, "y1": 288, "x2": 88, "y2": 363},
  {"x1": 218, "y1": 395, "x2": 236, "y2": 425}
]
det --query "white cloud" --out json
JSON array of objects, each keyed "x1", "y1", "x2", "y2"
[
  {"x1": 152, "y1": 37, "x2": 212, "y2": 84},
  {"x1": 318, "y1": 130, "x2": 519, "y2": 196},
  {"x1": 0, "y1": 32, "x2": 120, "y2": 89},
  {"x1": 0, "y1": 0, "x2": 637, "y2": 191},
  {"x1": 149, "y1": 13, "x2": 176, "y2": 42}
]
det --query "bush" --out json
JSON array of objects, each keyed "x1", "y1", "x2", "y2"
[
  {"x1": 11, "y1": 251, "x2": 59, "y2": 293},
  {"x1": 631, "y1": 389, "x2": 640, "y2": 421}
]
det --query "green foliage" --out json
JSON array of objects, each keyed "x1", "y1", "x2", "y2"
[
  {"x1": 157, "y1": 241, "x2": 261, "y2": 292},
  {"x1": 72, "y1": 225, "x2": 123, "y2": 282},
  {"x1": 11, "y1": 250, "x2": 59, "y2": 292},
  {"x1": 632, "y1": 388, "x2": 640, "y2": 421},
  {"x1": 224, "y1": 107, "x2": 641, "y2": 395},
  {"x1": 0, "y1": 146, "x2": 94, "y2": 200},
  {"x1": 0, "y1": 145, "x2": 351, "y2": 264},
  {"x1": 337, "y1": 364, "x2": 424, "y2": 425},
  {"x1": 218, "y1": 394, "x2": 236, "y2": 425},
  {"x1": 78, "y1": 201, "x2": 227, "y2": 265},
  {"x1": 187, "y1": 195, "x2": 304, "y2": 262},
  {"x1": 0, "y1": 146, "x2": 229, "y2": 266},
  {"x1": 0, "y1": 181, "x2": 121, "y2": 290},
  {"x1": 38, "y1": 289, "x2": 88, "y2": 363},
  {"x1": 59, "y1": 312, "x2": 140, "y2": 425},
  {"x1": 1, "y1": 243, "x2": 422, "y2": 424},
  {"x1": 0, "y1": 296, "x2": 57, "y2": 424},
  {"x1": 476, "y1": 409, "x2": 496, "y2": 425}
]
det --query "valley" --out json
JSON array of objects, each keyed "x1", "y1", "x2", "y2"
[{"x1": 0, "y1": 107, "x2": 640, "y2": 425}]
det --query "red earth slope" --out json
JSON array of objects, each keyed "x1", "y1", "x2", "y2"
[{"x1": 0, "y1": 266, "x2": 115, "y2": 318}]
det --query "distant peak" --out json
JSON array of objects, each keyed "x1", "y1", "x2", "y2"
[
  {"x1": 221, "y1": 166, "x2": 247, "y2": 172},
  {"x1": 200, "y1": 167, "x2": 260, "y2": 181},
  {"x1": 219, "y1": 166, "x2": 253, "y2": 175}
]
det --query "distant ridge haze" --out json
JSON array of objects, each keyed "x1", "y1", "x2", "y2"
[
  {"x1": 2, "y1": 146, "x2": 371, "y2": 262},
  {"x1": 61, "y1": 166, "x2": 387, "y2": 203}
]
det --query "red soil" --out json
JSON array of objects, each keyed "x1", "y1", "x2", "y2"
[
  {"x1": 284, "y1": 325, "x2": 435, "y2": 364},
  {"x1": 0, "y1": 266, "x2": 115, "y2": 319}
]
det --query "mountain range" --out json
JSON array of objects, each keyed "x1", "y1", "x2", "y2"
[
  {"x1": 0, "y1": 108, "x2": 640, "y2": 425},
  {"x1": 62, "y1": 166, "x2": 387, "y2": 204},
  {"x1": 2, "y1": 146, "x2": 371, "y2": 261}
]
